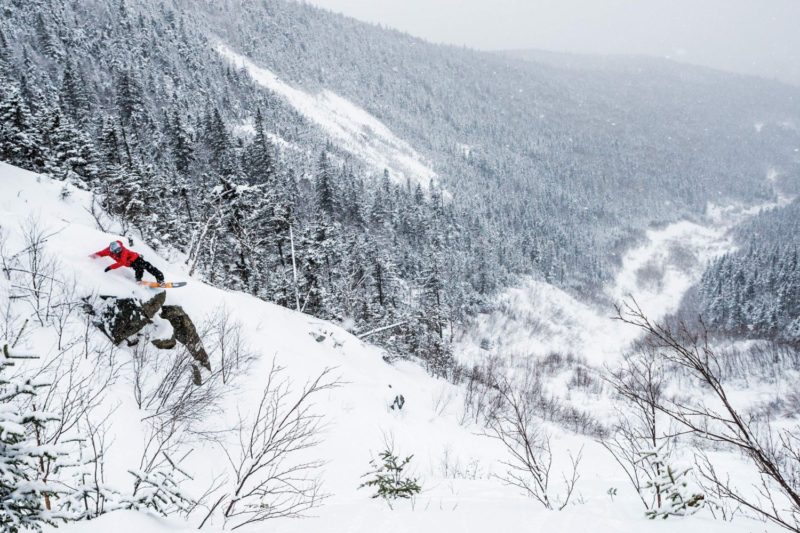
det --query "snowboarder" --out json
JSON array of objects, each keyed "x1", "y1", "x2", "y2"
[{"x1": 90, "y1": 240, "x2": 165, "y2": 285}]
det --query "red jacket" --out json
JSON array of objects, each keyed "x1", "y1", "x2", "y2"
[{"x1": 94, "y1": 240, "x2": 140, "y2": 270}]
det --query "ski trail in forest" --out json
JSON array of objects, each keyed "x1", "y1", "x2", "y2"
[
  {"x1": 456, "y1": 193, "x2": 793, "y2": 367},
  {"x1": 215, "y1": 43, "x2": 438, "y2": 189}
]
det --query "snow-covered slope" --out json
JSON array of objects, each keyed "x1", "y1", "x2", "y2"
[
  {"x1": 0, "y1": 163, "x2": 784, "y2": 532},
  {"x1": 217, "y1": 44, "x2": 438, "y2": 189},
  {"x1": 457, "y1": 192, "x2": 793, "y2": 368}
]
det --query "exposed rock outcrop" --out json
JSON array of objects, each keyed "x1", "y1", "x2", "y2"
[
  {"x1": 159, "y1": 305, "x2": 211, "y2": 372},
  {"x1": 95, "y1": 291, "x2": 166, "y2": 344},
  {"x1": 88, "y1": 291, "x2": 210, "y2": 385},
  {"x1": 151, "y1": 337, "x2": 177, "y2": 350}
]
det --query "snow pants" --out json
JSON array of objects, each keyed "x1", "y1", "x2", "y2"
[{"x1": 131, "y1": 256, "x2": 164, "y2": 283}]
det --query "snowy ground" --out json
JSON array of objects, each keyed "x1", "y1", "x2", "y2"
[{"x1": 0, "y1": 163, "x2": 789, "y2": 532}]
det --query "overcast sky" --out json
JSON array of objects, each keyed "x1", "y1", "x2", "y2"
[{"x1": 304, "y1": 0, "x2": 800, "y2": 86}]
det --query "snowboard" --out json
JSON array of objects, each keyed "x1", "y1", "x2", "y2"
[{"x1": 138, "y1": 281, "x2": 187, "y2": 289}]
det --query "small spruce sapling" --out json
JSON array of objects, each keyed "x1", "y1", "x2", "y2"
[
  {"x1": 359, "y1": 447, "x2": 421, "y2": 506},
  {"x1": 641, "y1": 447, "x2": 704, "y2": 519},
  {"x1": 0, "y1": 342, "x2": 65, "y2": 531},
  {"x1": 121, "y1": 460, "x2": 195, "y2": 516}
]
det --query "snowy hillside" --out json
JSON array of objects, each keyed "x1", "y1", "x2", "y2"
[
  {"x1": 2, "y1": 1, "x2": 799, "y2": 530},
  {"x1": 217, "y1": 43, "x2": 438, "y2": 189},
  {"x1": 457, "y1": 192, "x2": 794, "y2": 368},
  {"x1": 1, "y1": 165, "x2": 795, "y2": 533},
  {"x1": 4, "y1": 0, "x2": 800, "y2": 391}
]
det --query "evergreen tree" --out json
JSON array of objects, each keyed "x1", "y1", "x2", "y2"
[
  {"x1": 202, "y1": 107, "x2": 233, "y2": 175},
  {"x1": 169, "y1": 111, "x2": 193, "y2": 175},
  {"x1": 242, "y1": 108, "x2": 274, "y2": 184},
  {"x1": 0, "y1": 27, "x2": 11, "y2": 73},
  {"x1": 0, "y1": 343, "x2": 65, "y2": 532},
  {"x1": 315, "y1": 151, "x2": 336, "y2": 217},
  {"x1": 370, "y1": 169, "x2": 393, "y2": 227},
  {"x1": 59, "y1": 61, "x2": 90, "y2": 124},
  {"x1": 643, "y1": 457, "x2": 704, "y2": 519},
  {"x1": 116, "y1": 69, "x2": 146, "y2": 129},
  {"x1": 416, "y1": 244, "x2": 455, "y2": 377},
  {"x1": 34, "y1": 13, "x2": 62, "y2": 61},
  {"x1": 0, "y1": 79, "x2": 46, "y2": 171},
  {"x1": 43, "y1": 109, "x2": 98, "y2": 181},
  {"x1": 359, "y1": 447, "x2": 421, "y2": 503},
  {"x1": 98, "y1": 118, "x2": 124, "y2": 167}
]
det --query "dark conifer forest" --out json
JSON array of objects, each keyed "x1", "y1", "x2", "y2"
[{"x1": 1, "y1": 0, "x2": 799, "y2": 369}]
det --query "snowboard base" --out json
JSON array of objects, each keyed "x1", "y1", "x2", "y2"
[{"x1": 138, "y1": 281, "x2": 187, "y2": 289}]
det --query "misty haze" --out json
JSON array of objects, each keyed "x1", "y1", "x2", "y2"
[
  {"x1": 309, "y1": 0, "x2": 800, "y2": 87},
  {"x1": 0, "y1": 1, "x2": 798, "y2": 533}
]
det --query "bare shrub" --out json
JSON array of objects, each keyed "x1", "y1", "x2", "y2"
[
  {"x1": 438, "y1": 446, "x2": 484, "y2": 480},
  {"x1": 616, "y1": 299, "x2": 800, "y2": 532},
  {"x1": 635, "y1": 259, "x2": 665, "y2": 292},
  {"x1": 61, "y1": 413, "x2": 118, "y2": 519},
  {"x1": 536, "y1": 397, "x2": 607, "y2": 438},
  {"x1": 135, "y1": 341, "x2": 217, "y2": 432},
  {"x1": 199, "y1": 364, "x2": 340, "y2": 529},
  {"x1": 568, "y1": 365, "x2": 605, "y2": 395},
  {"x1": 603, "y1": 341, "x2": 683, "y2": 512},
  {"x1": 0, "y1": 231, "x2": 124, "y2": 516},
  {"x1": 27, "y1": 348, "x2": 120, "y2": 511},
  {"x1": 787, "y1": 391, "x2": 800, "y2": 419},
  {"x1": 713, "y1": 342, "x2": 800, "y2": 384},
  {"x1": 430, "y1": 384, "x2": 456, "y2": 417},
  {"x1": 14, "y1": 218, "x2": 64, "y2": 327},
  {"x1": 455, "y1": 355, "x2": 606, "y2": 437},
  {"x1": 456, "y1": 357, "x2": 505, "y2": 426},
  {"x1": 201, "y1": 306, "x2": 249, "y2": 385},
  {"x1": 0, "y1": 219, "x2": 200, "y2": 523},
  {"x1": 484, "y1": 372, "x2": 583, "y2": 510},
  {"x1": 133, "y1": 308, "x2": 257, "y2": 442}
]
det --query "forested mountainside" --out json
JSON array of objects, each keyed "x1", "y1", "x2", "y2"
[
  {"x1": 688, "y1": 198, "x2": 800, "y2": 343},
  {"x1": 1, "y1": 0, "x2": 799, "y2": 371},
  {"x1": 210, "y1": 0, "x2": 800, "y2": 218}
]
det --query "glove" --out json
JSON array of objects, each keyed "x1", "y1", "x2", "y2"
[
  {"x1": 104, "y1": 266, "x2": 111, "y2": 273},
  {"x1": 89, "y1": 253, "x2": 99, "y2": 259}
]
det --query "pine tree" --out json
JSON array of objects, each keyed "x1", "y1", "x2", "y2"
[
  {"x1": 315, "y1": 151, "x2": 336, "y2": 217},
  {"x1": 342, "y1": 172, "x2": 367, "y2": 228},
  {"x1": 98, "y1": 118, "x2": 124, "y2": 167},
  {"x1": 242, "y1": 108, "x2": 274, "y2": 184},
  {"x1": 370, "y1": 169, "x2": 393, "y2": 226},
  {"x1": 202, "y1": 107, "x2": 233, "y2": 175},
  {"x1": 0, "y1": 27, "x2": 11, "y2": 73},
  {"x1": 0, "y1": 343, "x2": 65, "y2": 532},
  {"x1": 212, "y1": 176, "x2": 273, "y2": 293},
  {"x1": 59, "y1": 61, "x2": 90, "y2": 123},
  {"x1": 0, "y1": 79, "x2": 46, "y2": 171},
  {"x1": 169, "y1": 111, "x2": 193, "y2": 175},
  {"x1": 117, "y1": 69, "x2": 146, "y2": 129},
  {"x1": 359, "y1": 448, "x2": 421, "y2": 503},
  {"x1": 417, "y1": 245, "x2": 455, "y2": 377},
  {"x1": 43, "y1": 109, "x2": 98, "y2": 182},
  {"x1": 34, "y1": 13, "x2": 62, "y2": 61},
  {"x1": 643, "y1": 459, "x2": 704, "y2": 519},
  {"x1": 16, "y1": 49, "x2": 45, "y2": 114}
]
